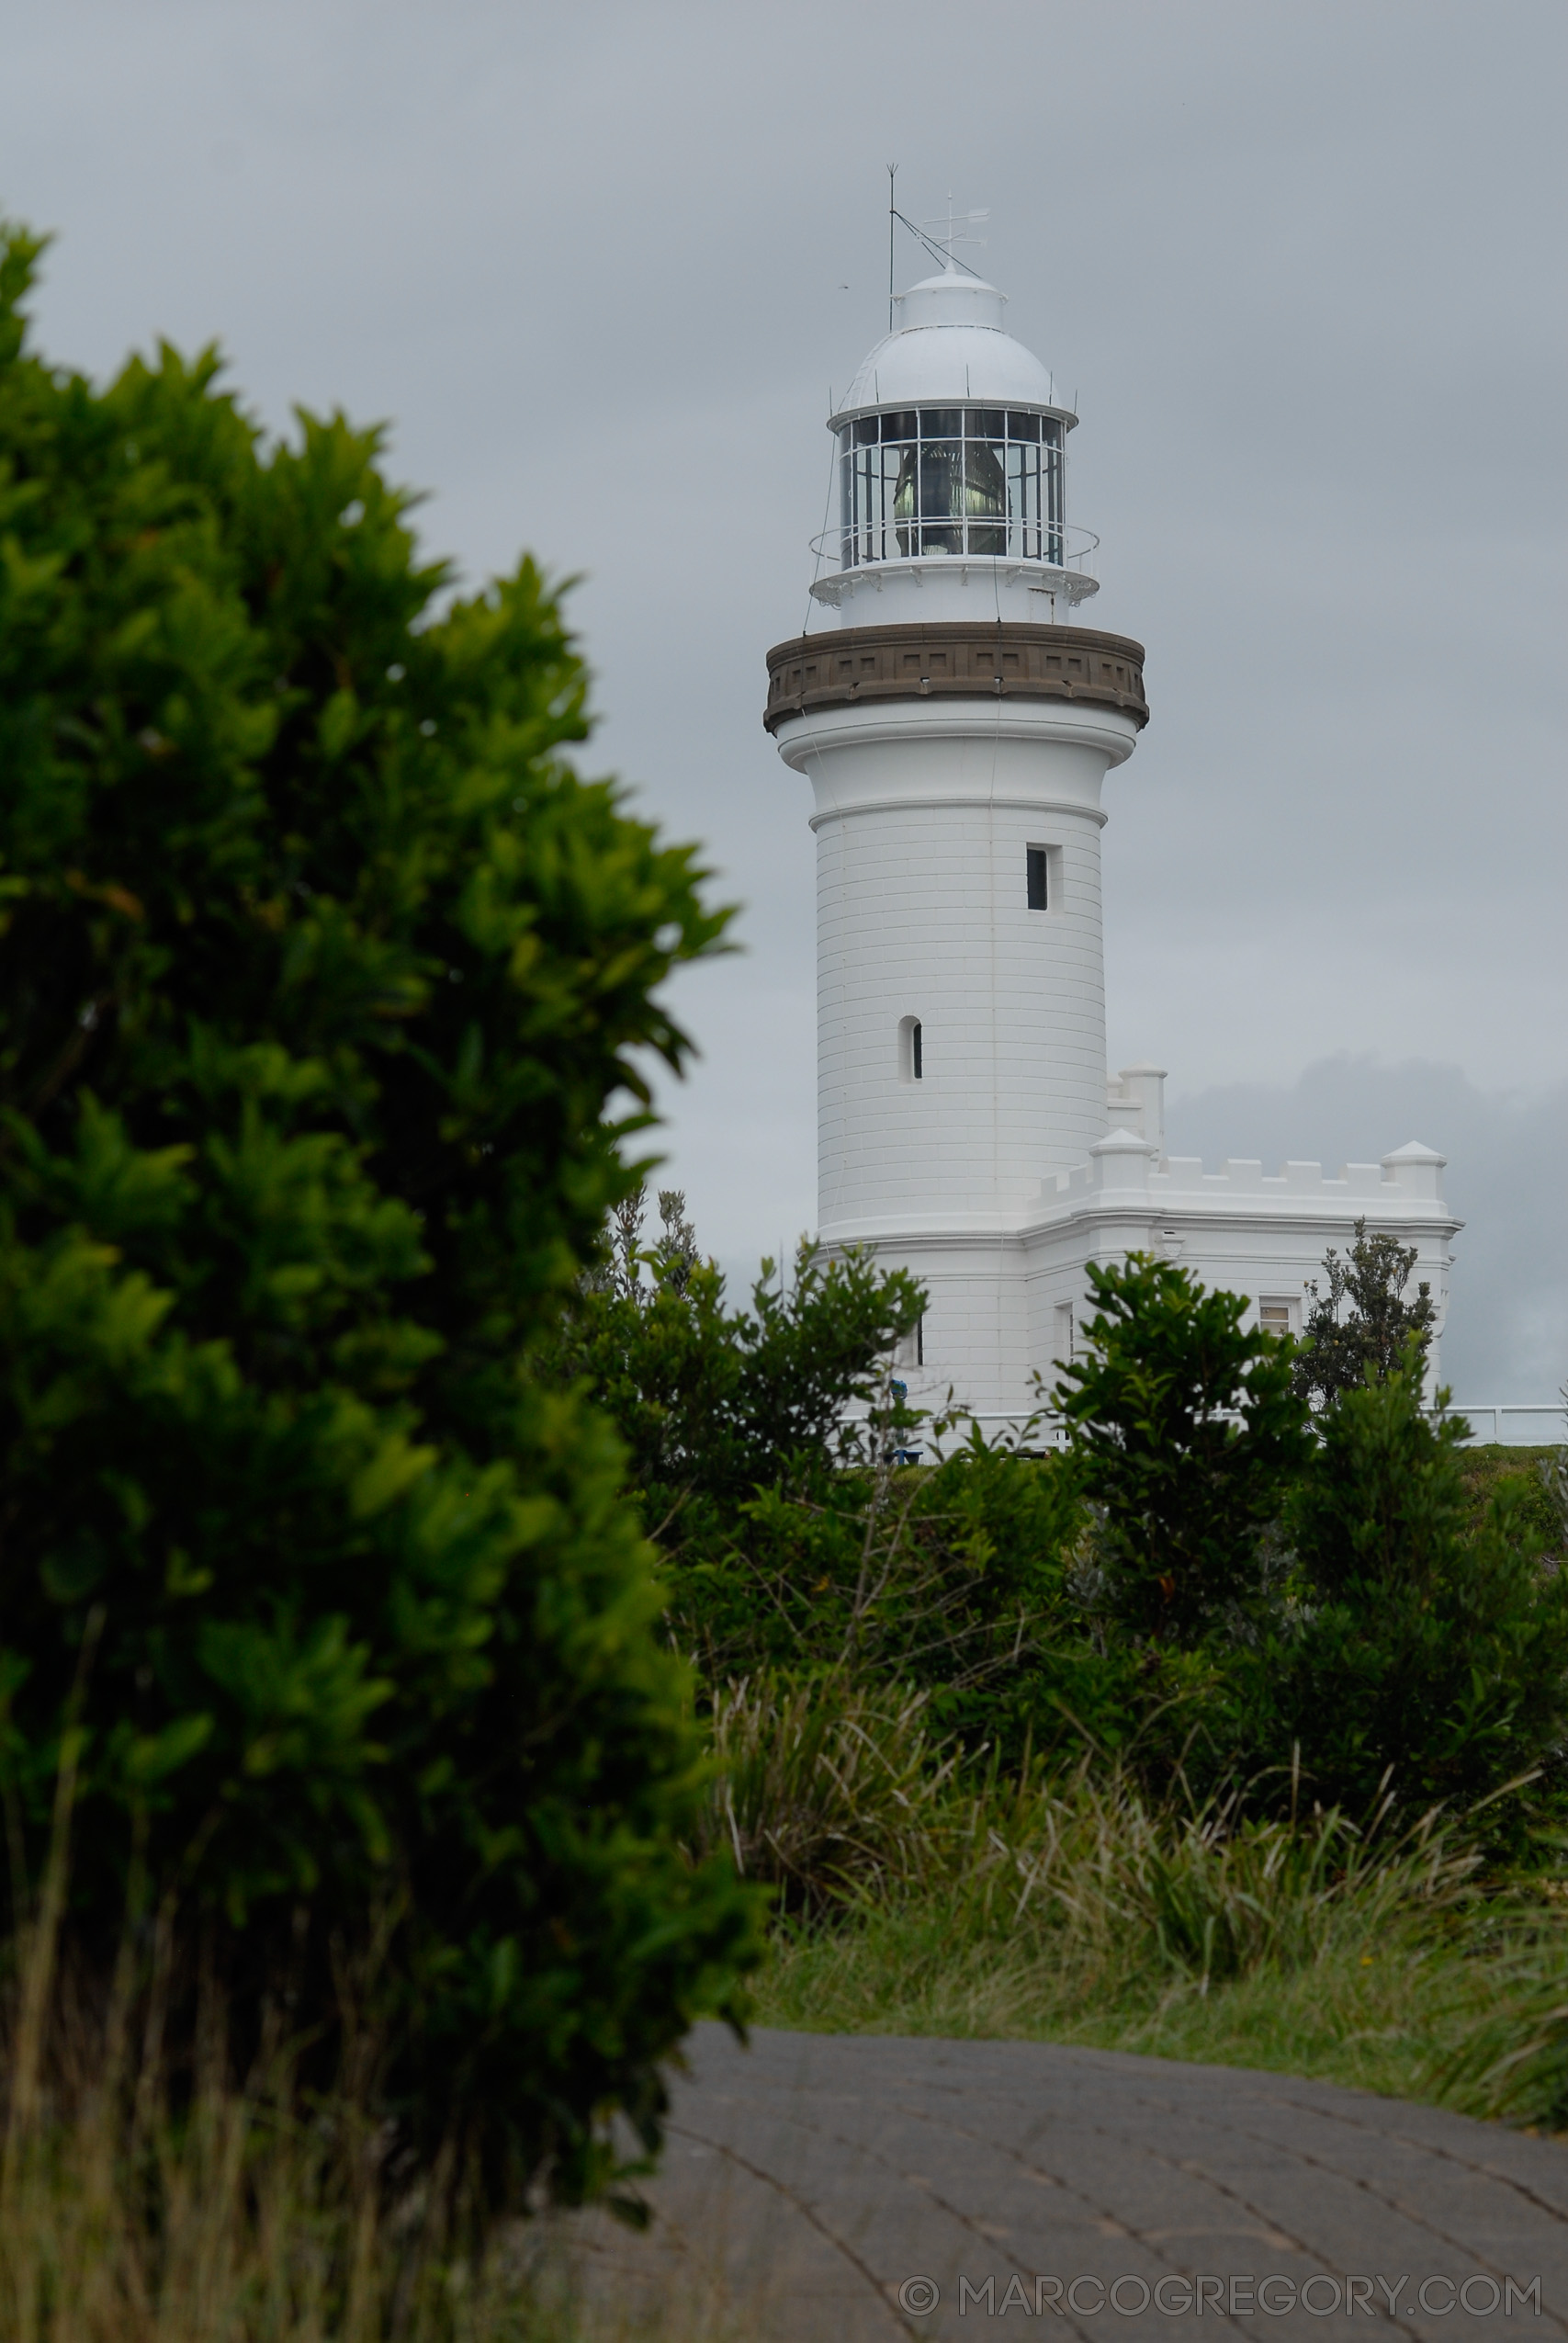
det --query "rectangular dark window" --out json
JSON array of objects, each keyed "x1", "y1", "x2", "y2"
[
  {"x1": 1026, "y1": 846, "x2": 1048, "y2": 910},
  {"x1": 912, "y1": 1020, "x2": 922, "y2": 1080}
]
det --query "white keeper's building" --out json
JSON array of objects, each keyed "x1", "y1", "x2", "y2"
[{"x1": 763, "y1": 260, "x2": 1460, "y2": 1425}]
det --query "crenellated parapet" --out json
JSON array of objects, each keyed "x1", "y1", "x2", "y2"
[{"x1": 1045, "y1": 1133, "x2": 1452, "y2": 1219}]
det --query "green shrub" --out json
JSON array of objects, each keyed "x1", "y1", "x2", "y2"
[
  {"x1": 1459, "y1": 1444, "x2": 1565, "y2": 1560},
  {"x1": 1292, "y1": 1218, "x2": 1437, "y2": 1408},
  {"x1": 548, "y1": 1231, "x2": 1123, "y2": 1759},
  {"x1": 0, "y1": 223, "x2": 762, "y2": 2202},
  {"x1": 562, "y1": 1232, "x2": 1297, "y2": 1780},
  {"x1": 547, "y1": 1236, "x2": 923, "y2": 1525},
  {"x1": 1248, "y1": 1365, "x2": 1568, "y2": 1817},
  {"x1": 1056, "y1": 1255, "x2": 1313, "y2": 1644}
]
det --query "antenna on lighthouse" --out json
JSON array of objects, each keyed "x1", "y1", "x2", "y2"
[
  {"x1": 886, "y1": 195, "x2": 989, "y2": 283},
  {"x1": 887, "y1": 163, "x2": 897, "y2": 333},
  {"x1": 923, "y1": 198, "x2": 991, "y2": 265}
]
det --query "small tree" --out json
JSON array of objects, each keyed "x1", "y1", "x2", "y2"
[
  {"x1": 1251, "y1": 1344, "x2": 1568, "y2": 1815},
  {"x1": 649, "y1": 1186, "x2": 701, "y2": 1296},
  {"x1": 583, "y1": 1183, "x2": 649, "y2": 1302},
  {"x1": 1056, "y1": 1256, "x2": 1313, "y2": 1644},
  {"x1": 549, "y1": 1228, "x2": 925, "y2": 1522},
  {"x1": 581, "y1": 1180, "x2": 700, "y2": 1304},
  {"x1": 1293, "y1": 1217, "x2": 1436, "y2": 1408}
]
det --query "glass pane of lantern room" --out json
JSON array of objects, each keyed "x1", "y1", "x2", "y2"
[
  {"x1": 886, "y1": 423, "x2": 919, "y2": 557},
  {"x1": 917, "y1": 413, "x2": 964, "y2": 554},
  {"x1": 1043, "y1": 434, "x2": 1064, "y2": 563},
  {"x1": 874, "y1": 443, "x2": 903, "y2": 562},
  {"x1": 857, "y1": 445, "x2": 883, "y2": 566},
  {"x1": 963, "y1": 431, "x2": 1007, "y2": 555},
  {"x1": 1006, "y1": 440, "x2": 1041, "y2": 559}
]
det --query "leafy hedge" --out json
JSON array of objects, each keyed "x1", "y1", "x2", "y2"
[
  {"x1": 0, "y1": 223, "x2": 761, "y2": 2201},
  {"x1": 579, "y1": 1231, "x2": 1568, "y2": 1836}
]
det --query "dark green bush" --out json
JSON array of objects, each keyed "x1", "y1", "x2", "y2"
[
  {"x1": 1459, "y1": 1445, "x2": 1565, "y2": 1561},
  {"x1": 547, "y1": 1239, "x2": 1127, "y2": 1759},
  {"x1": 1246, "y1": 1365, "x2": 1568, "y2": 1817},
  {"x1": 1292, "y1": 1218, "x2": 1437, "y2": 1409},
  {"x1": 548, "y1": 1236, "x2": 923, "y2": 1526},
  {"x1": 0, "y1": 223, "x2": 762, "y2": 2201},
  {"x1": 1056, "y1": 1255, "x2": 1313, "y2": 1644}
]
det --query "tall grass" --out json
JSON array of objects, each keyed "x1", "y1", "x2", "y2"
[
  {"x1": 0, "y1": 1671, "x2": 570, "y2": 2343},
  {"x1": 690, "y1": 1675, "x2": 958, "y2": 1907},
  {"x1": 698, "y1": 1674, "x2": 1478, "y2": 1977},
  {"x1": 0, "y1": 1963, "x2": 552, "y2": 2343},
  {"x1": 0, "y1": 1986, "x2": 744, "y2": 2343}
]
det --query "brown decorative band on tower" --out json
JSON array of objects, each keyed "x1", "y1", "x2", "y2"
[{"x1": 763, "y1": 621, "x2": 1148, "y2": 735}]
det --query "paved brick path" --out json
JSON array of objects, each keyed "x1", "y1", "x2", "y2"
[{"x1": 557, "y1": 2023, "x2": 1568, "y2": 2338}]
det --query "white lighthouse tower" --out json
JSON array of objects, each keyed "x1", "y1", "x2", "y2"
[{"x1": 766, "y1": 257, "x2": 1460, "y2": 1424}]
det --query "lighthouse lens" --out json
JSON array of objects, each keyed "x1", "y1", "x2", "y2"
[
  {"x1": 963, "y1": 435, "x2": 1007, "y2": 554},
  {"x1": 917, "y1": 435, "x2": 964, "y2": 553}
]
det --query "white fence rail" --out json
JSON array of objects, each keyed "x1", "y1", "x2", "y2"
[
  {"x1": 1433, "y1": 1405, "x2": 1565, "y2": 1448},
  {"x1": 914, "y1": 1405, "x2": 1564, "y2": 1454}
]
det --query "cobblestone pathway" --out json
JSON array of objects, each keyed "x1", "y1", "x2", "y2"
[{"x1": 556, "y1": 2023, "x2": 1568, "y2": 2338}]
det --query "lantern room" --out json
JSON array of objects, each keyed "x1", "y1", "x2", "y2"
[{"x1": 811, "y1": 266, "x2": 1098, "y2": 624}]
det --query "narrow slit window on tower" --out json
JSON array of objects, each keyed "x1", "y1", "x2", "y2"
[
  {"x1": 898, "y1": 1015, "x2": 923, "y2": 1082},
  {"x1": 1054, "y1": 1300, "x2": 1075, "y2": 1365},
  {"x1": 1026, "y1": 845, "x2": 1049, "y2": 910}
]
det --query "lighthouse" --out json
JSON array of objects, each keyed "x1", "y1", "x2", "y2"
[{"x1": 765, "y1": 256, "x2": 1459, "y2": 1425}]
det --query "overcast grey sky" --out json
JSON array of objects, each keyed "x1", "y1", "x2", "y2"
[{"x1": 3, "y1": 0, "x2": 1563, "y2": 1400}]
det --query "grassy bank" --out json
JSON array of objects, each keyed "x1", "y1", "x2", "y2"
[
  {"x1": 755, "y1": 1891, "x2": 1518, "y2": 2111},
  {"x1": 716, "y1": 1678, "x2": 1568, "y2": 2129}
]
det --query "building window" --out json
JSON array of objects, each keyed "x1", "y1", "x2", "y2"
[
  {"x1": 1026, "y1": 843, "x2": 1062, "y2": 911},
  {"x1": 895, "y1": 1314, "x2": 925, "y2": 1369},
  {"x1": 898, "y1": 1015, "x2": 923, "y2": 1082},
  {"x1": 1054, "y1": 1300, "x2": 1075, "y2": 1365},
  {"x1": 1258, "y1": 1297, "x2": 1296, "y2": 1338}
]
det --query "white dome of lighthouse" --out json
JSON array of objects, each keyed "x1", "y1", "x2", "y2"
[{"x1": 833, "y1": 267, "x2": 1068, "y2": 426}]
